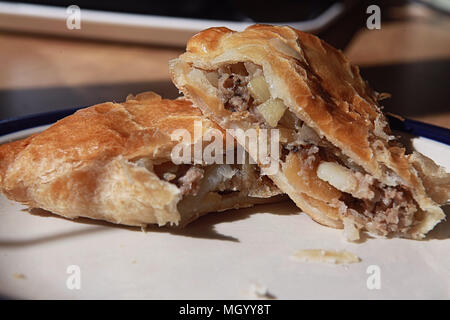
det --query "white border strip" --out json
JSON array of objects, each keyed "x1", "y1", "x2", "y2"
[{"x1": 0, "y1": 2, "x2": 344, "y2": 46}]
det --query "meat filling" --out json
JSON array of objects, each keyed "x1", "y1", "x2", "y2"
[
  {"x1": 177, "y1": 166, "x2": 204, "y2": 196},
  {"x1": 299, "y1": 145, "x2": 418, "y2": 236},
  {"x1": 152, "y1": 161, "x2": 279, "y2": 200},
  {"x1": 218, "y1": 64, "x2": 252, "y2": 113},
  {"x1": 340, "y1": 184, "x2": 417, "y2": 236},
  {"x1": 209, "y1": 62, "x2": 421, "y2": 237}
]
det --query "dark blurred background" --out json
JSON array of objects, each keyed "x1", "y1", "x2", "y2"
[
  {"x1": 0, "y1": 0, "x2": 449, "y2": 128},
  {"x1": 3, "y1": 0, "x2": 341, "y2": 22}
]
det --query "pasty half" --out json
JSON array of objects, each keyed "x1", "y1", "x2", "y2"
[
  {"x1": 170, "y1": 25, "x2": 449, "y2": 239},
  {"x1": 0, "y1": 92, "x2": 282, "y2": 227}
]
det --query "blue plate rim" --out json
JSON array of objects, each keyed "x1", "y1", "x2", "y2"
[
  {"x1": 0, "y1": 108, "x2": 449, "y2": 146},
  {"x1": 0, "y1": 107, "x2": 84, "y2": 137}
]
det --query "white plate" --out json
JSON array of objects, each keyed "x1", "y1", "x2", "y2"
[{"x1": 0, "y1": 126, "x2": 449, "y2": 299}]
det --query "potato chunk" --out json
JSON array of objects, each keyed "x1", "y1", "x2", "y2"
[
  {"x1": 205, "y1": 71, "x2": 219, "y2": 87},
  {"x1": 316, "y1": 161, "x2": 357, "y2": 194},
  {"x1": 247, "y1": 76, "x2": 270, "y2": 103},
  {"x1": 257, "y1": 98, "x2": 287, "y2": 127}
]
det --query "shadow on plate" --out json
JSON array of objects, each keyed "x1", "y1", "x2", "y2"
[
  {"x1": 0, "y1": 219, "x2": 110, "y2": 248},
  {"x1": 146, "y1": 199, "x2": 300, "y2": 242},
  {"x1": 0, "y1": 199, "x2": 301, "y2": 247},
  {"x1": 0, "y1": 200, "x2": 447, "y2": 247}
]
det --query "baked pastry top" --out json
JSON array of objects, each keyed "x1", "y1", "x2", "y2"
[
  {"x1": 0, "y1": 92, "x2": 281, "y2": 227},
  {"x1": 170, "y1": 25, "x2": 449, "y2": 239}
]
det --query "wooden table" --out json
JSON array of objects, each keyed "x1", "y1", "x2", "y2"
[{"x1": 0, "y1": 1, "x2": 449, "y2": 128}]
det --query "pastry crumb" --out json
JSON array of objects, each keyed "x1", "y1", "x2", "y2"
[
  {"x1": 245, "y1": 282, "x2": 276, "y2": 300},
  {"x1": 291, "y1": 249, "x2": 360, "y2": 264},
  {"x1": 13, "y1": 273, "x2": 26, "y2": 280}
]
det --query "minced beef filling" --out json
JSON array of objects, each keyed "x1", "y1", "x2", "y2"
[
  {"x1": 302, "y1": 145, "x2": 418, "y2": 235},
  {"x1": 341, "y1": 185, "x2": 417, "y2": 235},
  {"x1": 153, "y1": 163, "x2": 205, "y2": 197},
  {"x1": 218, "y1": 65, "x2": 253, "y2": 113},
  {"x1": 177, "y1": 166, "x2": 205, "y2": 196},
  {"x1": 153, "y1": 161, "x2": 265, "y2": 199},
  {"x1": 212, "y1": 62, "x2": 420, "y2": 236}
]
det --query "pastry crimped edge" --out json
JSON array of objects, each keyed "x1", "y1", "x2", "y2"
[{"x1": 169, "y1": 25, "x2": 448, "y2": 238}]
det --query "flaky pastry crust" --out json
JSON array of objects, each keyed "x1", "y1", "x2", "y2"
[
  {"x1": 0, "y1": 92, "x2": 281, "y2": 227},
  {"x1": 170, "y1": 25, "x2": 448, "y2": 238}
]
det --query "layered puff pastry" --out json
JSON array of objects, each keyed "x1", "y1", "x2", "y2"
[
  {"x1": 0, "y1": 92, "x2": 282, "y2": 227},
  {"x1": 170, "y1": 25, "x2": 449, "y2": 239}
]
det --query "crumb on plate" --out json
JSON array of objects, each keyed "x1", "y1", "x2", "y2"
[
  {"x1": 245, "y1": 282, "x2": 276, "y2": 300},
  {"x1": 291, "y1": 249, "x2": 360, "y2": 264},
  {"x1": 13, "y1": 273, "x2": 26, "y2": 280}
]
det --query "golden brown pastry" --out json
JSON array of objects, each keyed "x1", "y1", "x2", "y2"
[
  {"x1": 0, "y1": 92, "x2": 282, "y2": 227},
  {"x1": 170, "y1": 25, "x2": 449, "y2": 239}
]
